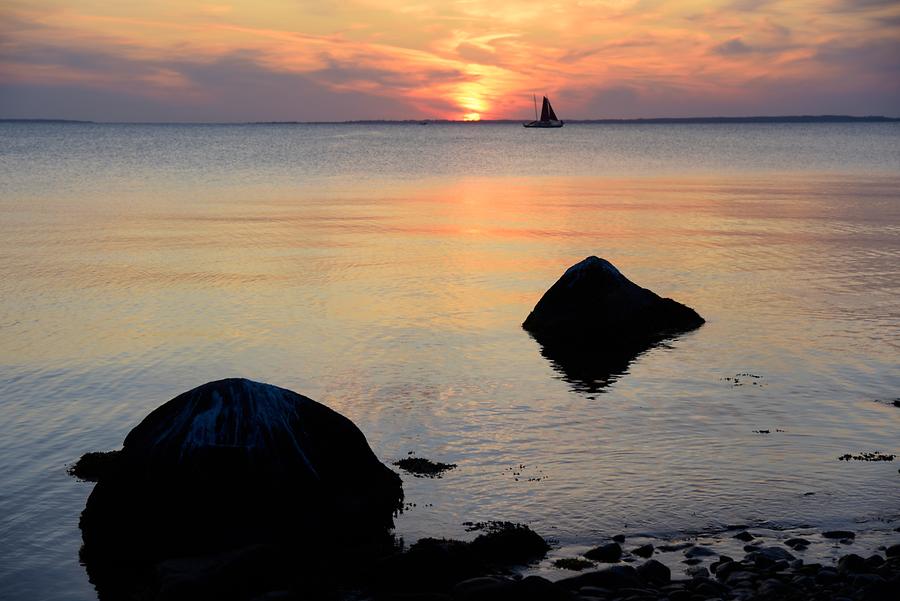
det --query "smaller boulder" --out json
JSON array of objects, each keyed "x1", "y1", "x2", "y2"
[{"x1": 523, "y1": 256, "x2": 704, "y2": 346}]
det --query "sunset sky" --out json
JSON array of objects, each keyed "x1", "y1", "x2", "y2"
[{"x1": 1, "y1": 1, "x2": 898, "y2": 121}]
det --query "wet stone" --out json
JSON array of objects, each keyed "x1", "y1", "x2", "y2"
[
  {"x1": 452, "y1": 575, "x2": 512, "y2": 598},
  {"x1": 714, "y1": 560, "x2": 740, "y2": 580},
  {"x1": 553, "y1": 557, "x2": 595, "y2": 571},
  {"x1": 683, "y1": 546, "x2": 717, "y2": 558},
  {"x1": 757, "y1": 578, "x2": 787, "y2": 595},
  {"x1": 709, "y1": 557, "x2": 732, "y2": 575},
  {"x1": 557, "y1": 565, "x2": 642, "y2": 591},
  {"x1": 685, "y1": 566, "x2": 709, "y2": 579},
  {"x1": 584, "y1": 542, "x2": 622, "y2": 563},
  {"x1": 667, "y1": 591, "x2": 692, "y2": 601},
  {"x1": 694, "y1": 580, "x2": 725, "y2": 597},
  {"x1": 822, "y1": 530, "x2": 855, "y2": 539},
  {"x1": 838, "y1": 553, "x2": 867, "y2": 573},
  {"x1": 815, "y1": 568, "x2": 839, "y2": 584},
  {"x1": 636, "y1": 559, "x2": 670, "y2": 586},
  {"x1": 866, "y1": 554, "x2": 885, "y2": 567},
  {"x1": 724, "y1": 570, "x2": 754, "y2": 586},
  {"x1": 748, "y1": 546, "x2": 795, "y2": 565},
  {"x1": 657, "y1": 542, "x2": 694, "y2": 553}
]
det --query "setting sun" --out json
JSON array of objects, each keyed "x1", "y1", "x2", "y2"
[{"x1": 463, "y1": 113, "x2": 481, "y2": 121}]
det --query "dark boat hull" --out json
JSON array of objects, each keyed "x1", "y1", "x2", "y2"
[{"x1": 523, "y1": 120, "x2": 564, "y2": 128}]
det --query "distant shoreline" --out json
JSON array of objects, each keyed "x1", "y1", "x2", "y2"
[{"x1": 2, "y1": 115, "x2": 899, "y2": 126}]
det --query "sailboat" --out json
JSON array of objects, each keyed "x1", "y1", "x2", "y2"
[{"x1": 524, "y1": 95, "x2": 564, "y2": 128}]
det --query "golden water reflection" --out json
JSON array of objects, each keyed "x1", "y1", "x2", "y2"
[{"x1": 1, "y1": 172, "x2": 898, "y2": 601}]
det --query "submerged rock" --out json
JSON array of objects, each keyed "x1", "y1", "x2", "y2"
[
  {"x1": 393, "y1": 457, "x2": 457, "y2": 478},
  {"x1": 523, "y1": 257, "x2": 703, "y2": 393},
  {"x1": 79, "y1": 378, "x2": 403, "y2": 562},
  {"x1": 468, "y1": 522, "x2": 550, "y2": 565},
  {"x1": 523, "y1": 256, "x2": 704, "y2": 346}
]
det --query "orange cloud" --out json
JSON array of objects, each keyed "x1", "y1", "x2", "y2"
[{"x1": 1, "y1": 0, "x2": 898, "y2": 120}]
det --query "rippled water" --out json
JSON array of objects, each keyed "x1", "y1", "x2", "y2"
[{"x1": 1, "y1": 122, "x2": 899, "y2": 600}]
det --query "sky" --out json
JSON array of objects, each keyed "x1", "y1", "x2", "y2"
[{"x1": 1, "y1": 1, "x2": 898, "y2": 121}]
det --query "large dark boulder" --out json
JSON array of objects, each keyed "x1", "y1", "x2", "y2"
[
  {"x1": 79, "y1": 378, "x2": 403, "y2": 563},
  {"x1": 523, "y1": 257, "x2": 704, "y2": 392},
  {"x1": 524, "y1": 256, "x2": 704, "y2": 344}
]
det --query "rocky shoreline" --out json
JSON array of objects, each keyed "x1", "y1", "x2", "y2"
[
  {"x1": 90, "y1": 520, "x2": 898, "y2": 600},
  {"x1": 68, "y1": 375, "x2": 898, "y2": 600}
]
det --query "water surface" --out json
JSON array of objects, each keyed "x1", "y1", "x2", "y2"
[{"x1": 1, "y1": 122, "x2": 899, "y2": 600}]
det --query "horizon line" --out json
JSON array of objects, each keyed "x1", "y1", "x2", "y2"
[{"x1": 2, "y1": 114, "x2": 899, "y2": 126}]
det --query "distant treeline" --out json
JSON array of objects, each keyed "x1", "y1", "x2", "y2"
[
  {"x1": 0, "y1": 118, "x2": 94, "y2": 123},
  {"x1": 561, "y1": 115, "x2": 900, "y2": 124},
  {"x1": 3, "y1": 115, "x2": 898, "y2": 125},
  {"x1": 253, "y1": 115, "x2": 900, "y2": 124}
]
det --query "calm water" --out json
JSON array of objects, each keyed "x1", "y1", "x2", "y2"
[{"x1": 1, "y1": 122, "x2": 899, "y2": 600}]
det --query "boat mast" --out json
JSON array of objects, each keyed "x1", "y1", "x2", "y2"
[{"x1": 533, "y1": 94, "x2": 538, "y2": 121}]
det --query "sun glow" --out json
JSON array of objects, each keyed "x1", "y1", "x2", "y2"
[{"x1": 463, "y1": 112, "x2": 481, "y2": 121}]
